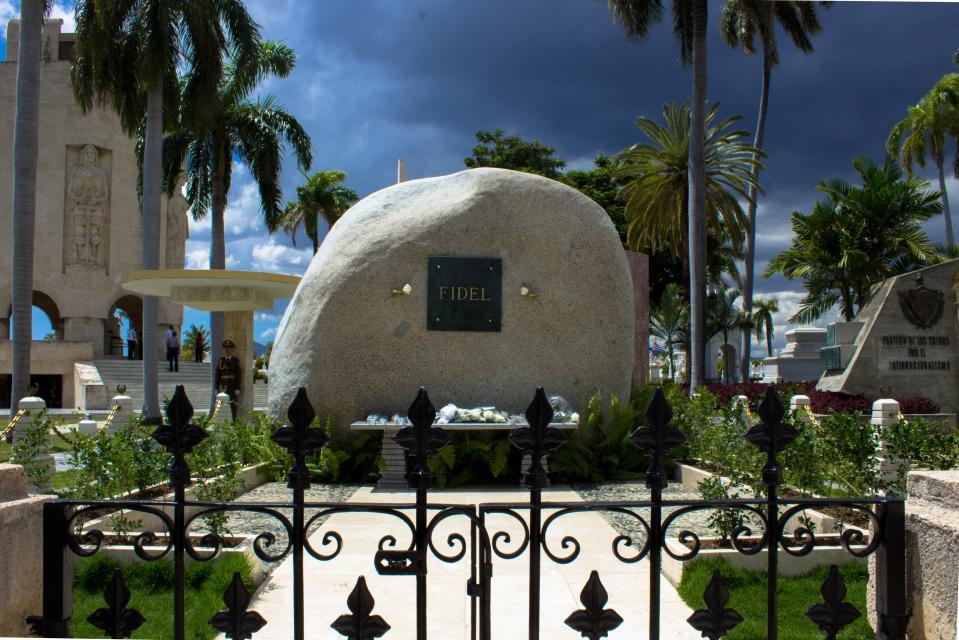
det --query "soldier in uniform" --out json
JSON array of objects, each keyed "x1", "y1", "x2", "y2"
[{"x1": 215, "y1": 339, "x2": 242, "y2": 420}]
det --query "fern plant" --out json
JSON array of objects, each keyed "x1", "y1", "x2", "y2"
[{"x1": 428, "y1": 433, "x2": 516, "y2": 487}]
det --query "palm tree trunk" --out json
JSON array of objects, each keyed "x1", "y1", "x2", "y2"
[
  {"x1": 141, "y1": 80, "x2": 164, "y2": 422},
  {"x1": 687, "y1": 0, "x2": 709, "y2": 391},
  {"x1": 209, "y1": 140, "x2": 227, "y2": 407},
  {"x1": 680, "y1": 192, "x2": 692, "y2": 387},
  {"x1": 740, "y1": 44, "x2": 772, "y2": 383},
  {"x1": 936, "y1": 157, "x2": 955, "y2": 247},
  {"x1": 766, "y1": 325, "x2": 772, "y2": 357},
  {"x1": 10, "y1": 2, "x2": 42, "y2": 416}
]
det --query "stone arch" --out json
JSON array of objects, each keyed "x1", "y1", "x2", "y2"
[
  {"x1": 4, "y1": 290, "x2": 64, "y2": 340},
  {"x1": 107, "y1": 295, "x2": 142, "y2": 358}
]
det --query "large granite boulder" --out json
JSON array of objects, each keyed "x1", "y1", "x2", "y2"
[{"x1": 268, "y1": 168, "x2": 634, "y2": 430}]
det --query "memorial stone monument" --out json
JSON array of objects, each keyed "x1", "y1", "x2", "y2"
[
  {"x1": 269, "y1": 168, "x2": 636, "y2": 432},
  {"x1": 818, "y1": 259, "x2": 959, "y2": 413}
]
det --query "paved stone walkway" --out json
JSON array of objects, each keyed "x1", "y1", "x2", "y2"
[{"x1": 246, "y1": 486, "x2": 700, "y2": 639}]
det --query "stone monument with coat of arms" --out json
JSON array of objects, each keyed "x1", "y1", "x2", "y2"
[{"x1": 817, "y1": 259, "x2": 959, "y2": 413}]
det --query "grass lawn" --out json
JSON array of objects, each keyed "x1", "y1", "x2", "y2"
[
  {"x1": 72, "y1": 553, "x2": 254, "y2": 639},
  {"x1": 677, "y1": 557, "x2": 873, "y2": 640}
]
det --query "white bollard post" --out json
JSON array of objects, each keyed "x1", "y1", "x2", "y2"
[
  {"x1": 790, "y1": 394, "x2": 813, "y2": 425},
  {"x1": 732, "y1": 395, "x2": 751, "y2": 422},
  {"x1": 108, "y1": 394, "x2": 133, "y2": 435},
  {"x1": 214, "y1": 391, "x2": 233, "y2": 428},
  {"x1": 14, "y1": 395, "x2": 47, "y2": 443},
  {"x1": 872, "y1": 398, "x2": 902, "y2": 492},
  {"x1": 78, "y1": 415, "x2": 98, "y2": 436}
]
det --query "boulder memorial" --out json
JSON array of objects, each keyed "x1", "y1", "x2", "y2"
[{"x1": 268, "y1": 168, "x2": 635, "y2": 431}]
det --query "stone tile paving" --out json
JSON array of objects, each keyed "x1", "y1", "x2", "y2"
[
  {"x1": 575, "y1": 481, "x2": 718, "y2": 545},
  {"x1": 225, "y1": 482, "x2": 361, "y2": 564}
]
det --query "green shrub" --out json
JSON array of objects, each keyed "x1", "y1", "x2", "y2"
[
  {"x1": 428, "y1": 433, "x2": 517, "y2": 487},
  {"x1": 883, "y1": 416, "x2": 959, "y2": 494},
  {"x1": 697, "y1": 475, "x2": 747, "y2": 543},
  {"x1": 305, "y1": 419, "x2": 383, "y2": 483},
  {"x1": 11, "y1": 409, "x2": 57, "y2": 492},
  {"x1": 547, "y1": 389, "x2": 652, "y2": 483}
]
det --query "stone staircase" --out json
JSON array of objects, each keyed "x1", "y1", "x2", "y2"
[{"x1": 92, "y1": 359, "x2": 269, "y2": 413}]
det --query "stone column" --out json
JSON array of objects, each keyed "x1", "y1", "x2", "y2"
[
  {"x1": 224, "y1": 310, "x2": 254, "y2": 419},
  {"x1": 63, "y1": 317, "x2": 106, "y2": 357},
  {"x1": 0, "y1": 464, "x2": 56, "y2": 637},
  {"x1": 625, "y1": 251, "x2": 649, "y2": 388},
  {"x1": 872, "y1": 398, "x2": 902, "y2": 490}
]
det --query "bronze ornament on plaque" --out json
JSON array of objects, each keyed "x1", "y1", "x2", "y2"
[{"x1": 898, "y1": 274, "x2": 944, "y2": 329}]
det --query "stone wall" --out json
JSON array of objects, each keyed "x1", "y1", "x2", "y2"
[
  {"x1": 902, "y1": 470, "x2": 959, "y2": 639},
  {"x1": 0, "y1": 340, "x2": 93, "y2": 407},
  {"x1": 0, "y1": 19, "x2": 185, "y2": 362},
  {"x1": 0, "y1": 464, "x2": 55, "y2": 637}
]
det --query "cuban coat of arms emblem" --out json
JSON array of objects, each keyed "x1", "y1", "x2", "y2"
[{"x1": 897, "y1": 274, "x2": 944, "y2": 329}]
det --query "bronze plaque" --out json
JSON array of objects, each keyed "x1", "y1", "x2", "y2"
[{"x1": 427, "y1": 257, "x2": 502, "y2": 332}]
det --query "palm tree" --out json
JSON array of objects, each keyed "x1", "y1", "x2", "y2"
[
  {"x1": 614, "y1": 103, "x2": 760, "y2": 270},
  {"x1": 721, "y1": 0, "x2": 829, "y2": 383},
  {"x1": 9, "y1": 1, "x2": 51, "y2": 416},
  {"x1": 887, "y1": 74, "x2": 959, "y2": 246},
  {"x1": 751, "y1": 297, "x2": 779, "y2": 356},
  {"x1": 160, "y1": 41, "x2": 311, "y2": 399},
  {"x1": 706, "y1": 287, "x2": 743, "y2": 384},
  {"x1": 650, "y1": 282, "x2": 688, "y2": 381},
  {"x1": 74, "y1": 0, "x2": 259, "y2": 421},
  {"x1": 183, "y1": 324, "x2": 210, "y2": 362},
  {"x1": 606, "y1": 0, "x2": 709, "y2": 390},
  {"x1": 765, "y1": 157, "x2": 940, "y2": 322},
  {"x1": 270, "y1": 170, "x2": 359, "y2": 254}
]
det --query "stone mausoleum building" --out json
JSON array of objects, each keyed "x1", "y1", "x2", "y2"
[{"x1": 0, "y1": 20, "x2": 187, "y2": 409}]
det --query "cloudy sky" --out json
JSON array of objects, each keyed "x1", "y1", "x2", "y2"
[{"x1": 3, "y1": 1, "x2": 959, "y2": 352}]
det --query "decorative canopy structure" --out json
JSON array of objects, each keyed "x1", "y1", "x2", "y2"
[
  {"x1": 118, "y1": 269, "x2": 300, "y2": 312},
  {"x1": 119, "y1": 269, "x2": 300, "y2": 418}
]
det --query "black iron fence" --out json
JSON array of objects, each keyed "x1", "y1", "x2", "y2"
[{"x1": 29, "y1": 385, "x2": 908, "y2": 640}]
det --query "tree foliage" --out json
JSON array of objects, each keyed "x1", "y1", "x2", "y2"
[
  {"x1": 464, "y1": 129, "x2": 565, "y2": 178},
  {"x1": 613, "y1": 102, "x2": 762, "y2": 265},
  {"x1": 751, "y1": 297, "x2": 779, "y2": 357},
  {"x1": 271, "y1": 170, "x2": 359, "y2": 254},
  {"x1": 765, "y1": 157, "x2": 941, "y2": 322},
  {"x1": 650, "y1": 283, "x2": 688, "y2": 381}
]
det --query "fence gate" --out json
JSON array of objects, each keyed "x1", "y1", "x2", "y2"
[{"x1": 30, "y1": 385, "x2": 908, "y2": 639}]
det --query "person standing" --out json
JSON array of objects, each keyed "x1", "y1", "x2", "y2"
[
  {"x1": 194, "y1": 331, "x2": 204, "y2": 363},
  {"x1": 165, "y1": 326, "x2": 179, "y2": 372},
  {"x1": 127, "y1": 326, "x2": 138, "y2": 360},
  {"x1": 215, "y1": 339, "x2": 241, "y2": 420}
]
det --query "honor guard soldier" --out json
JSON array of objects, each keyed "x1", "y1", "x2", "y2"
[{"x1": 216, "y1": 339, "x2": 242, "y2": 420}]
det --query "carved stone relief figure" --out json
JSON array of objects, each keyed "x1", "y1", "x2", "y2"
[
  {"x1": 166, "y1": 178, "x2": 189, "y2": 269},
  {"x1": 67, "y1": 144, "x2": 108, "y2": 267}
]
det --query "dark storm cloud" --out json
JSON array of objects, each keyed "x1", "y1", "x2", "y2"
[
  {"x1": 258, "y1": 1, "x2": 958, "y2": 230},
  {"x1": 4, "y1": 0, "x2": 957, "y2": 340}
]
